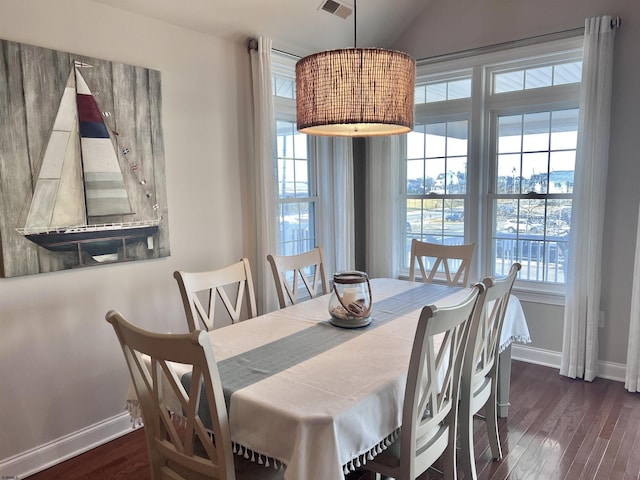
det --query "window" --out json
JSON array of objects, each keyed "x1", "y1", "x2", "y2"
[
  {"x1": 275, "y1": 120, "x2": 316, "y2": 256},
  {"x1": 491, "y1": 109, "x2": 576, "y2": 284},
  {"x1": 404, "y1": 119, "x2": 469, "y2": 267},
  {"x1": 273, "y1": 73, "x2": 295, "y2": 99},
  {"x1": 272, "y1": 53, "x2": 318, "y2": 257},
  {"x1": 493, "y1": 60, "x2": 582, "y2": 93},
  {"x1": 400, "y1": 37, "x2": 583, "y2": 296},
  {"x1": 414, "y1": 77, "x2": 472, "y2": 103},
  {"x1": 402, "y1": 69, "x2": 473, "y2": 273}
]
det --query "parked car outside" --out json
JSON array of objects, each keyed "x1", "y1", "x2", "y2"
[
  {"x1": 445, "y1": 211, "x2": 464, "y2": 221},
  {"x1": 502, "y1": 219, "x2": 543, "y2": 234}
]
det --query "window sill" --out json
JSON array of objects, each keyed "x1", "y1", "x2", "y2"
[
  {"x1": 398, "y1": 274, "x2": 565, "y2": 307},
  {"x1": 511, "y1": 286, "x2": 565, "y2": 306},
  {"x1": 396, "y1": 274, "x2": 565, "y2": 306}
]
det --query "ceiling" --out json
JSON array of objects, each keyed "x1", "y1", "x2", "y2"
[{"x1": 91, "y1": 0, "x2": 429, "y2": 57}]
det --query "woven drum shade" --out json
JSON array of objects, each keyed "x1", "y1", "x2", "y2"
[{"x1": 295, "y1": 48, "x2": 416, "y2": 137}]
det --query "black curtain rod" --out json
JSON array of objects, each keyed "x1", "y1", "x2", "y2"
[
  {"x1": 273, "y1": 48, "x2": 301, "y2": 60},
  {"x1": 416, "y1": 16, "x2": 620, "y2": 64},
  {"x1": 248, "y1": 16, "x2": 621, "y2": 62},
  {"x1": 247, "y1": 39, "x2": 301, "y2": 59}
]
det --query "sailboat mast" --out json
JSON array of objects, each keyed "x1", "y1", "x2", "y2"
[{"x1": 73, "y1": 63, "x2": 91, "y2": 224}]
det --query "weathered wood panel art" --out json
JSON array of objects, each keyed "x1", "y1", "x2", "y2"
[{"x1": 0, "y1": 39, "x2": 169, "y2": 277}]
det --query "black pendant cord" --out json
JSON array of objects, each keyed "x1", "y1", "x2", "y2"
[{"x1": 354, "y1": 0, "x2": 357, "y2": 48}]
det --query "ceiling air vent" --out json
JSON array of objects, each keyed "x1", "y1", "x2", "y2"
[{"x1": 319, "y1": 0, "x2": 352, "y2": 19}]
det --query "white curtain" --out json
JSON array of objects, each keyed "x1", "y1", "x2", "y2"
[
  {"x1": 316, "y1": 137, "x2": 355, "y2": 275},
  {"x1": 365, "y1": 136, "x2": 402, "y2": 278},
  {"x1": 626, "y1": 207, "x2": 640, "y2": 391},
  {"x1": 560, "y1": 16, "x2": 616, "y2": 381},
  {"x1": 249, "y1": 37, "x2": 279, "y2": 315}
]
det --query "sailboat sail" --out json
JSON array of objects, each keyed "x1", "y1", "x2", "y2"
[
  {"x1": 17, "y1": 61, "x2": 159, "y2": 261},
  {"x1": 24, "y1": 69, "x2": 85, "y2": 230},
  {"x1": 75, "y1": 67, "x2": 134, "y2": 218}
]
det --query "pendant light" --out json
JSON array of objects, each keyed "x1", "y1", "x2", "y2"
[{"x1": 295, "y1": 0, "x2": 415, "y2": 137}]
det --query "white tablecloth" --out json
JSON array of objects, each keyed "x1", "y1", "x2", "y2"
[
  {"x1": 126, "y1": 278, "x2": 530, "y2": 480},
  {"x1": 499, "y1": 294, "x2": 530, "y2": 352}
]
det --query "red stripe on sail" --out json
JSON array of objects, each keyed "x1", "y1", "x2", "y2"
[{"x1": 77, "y1": 94, "x2": 104, "y2": 123}]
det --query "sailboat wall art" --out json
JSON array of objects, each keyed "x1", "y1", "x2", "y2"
[{"x1": 0, "y1": 39, "x2": 170, "y2": 277}]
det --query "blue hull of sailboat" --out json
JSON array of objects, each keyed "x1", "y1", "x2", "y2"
[{"x1": 25, "y1": 225, "x2": 158, "y2": 256}]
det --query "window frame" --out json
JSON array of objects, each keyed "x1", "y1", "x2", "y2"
[
  {"x1": 271, "y1": 52, "x2": 321, "y2": 257},
  {"x1": 400, "y1": 36, "x2": 583, "y2": 303},
  {"x1": 402, "y1": 113, "x2": 473, "y2": 272},
  {"x1": 482, "y1": 45, "x2": 582, "y2": 300}
]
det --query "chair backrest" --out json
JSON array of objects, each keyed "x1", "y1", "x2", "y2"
[
  {"x1": 266, "y1": 246, "x2": 329, "y2": 308},
  {"x1": 174, "y1": 258, "x2": 257, "y2": 332},
  {"x1": 106, "y1": 310, "x2": 236, "y2": 480},
  {"x1": 398, "y1": 282, "x2": 486, "y2": 478},
  {"x1": 458, "y1": 263, "x2": 520, "y2": 480},
  {"x1": 462, "y1": 262, "x2": 521, "y2": 412},
  {"x1": 409, "y1": 239, "x2": 475, "y2": 287}
]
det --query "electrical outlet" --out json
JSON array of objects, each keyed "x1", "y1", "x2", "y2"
[{"x1": 599, "y1": 311, "x2": 605, "y2": 328}]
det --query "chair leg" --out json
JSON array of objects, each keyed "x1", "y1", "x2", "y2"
[
  {"x1": 458, "y1": 398, "x2": 476, "y2": 480},
  {"x1": 485, "y1": 388, "x2": 503, "y2": 461},
  {"x1": 443, "y1": 416, "x2": 459, "y2": 480}
]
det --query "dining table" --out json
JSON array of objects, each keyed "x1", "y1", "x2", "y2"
[{"x1": 126, "y1": 277, "x2": 530, "y2": 480}]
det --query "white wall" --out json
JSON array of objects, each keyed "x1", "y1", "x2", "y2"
[
  {"x1": 0, "y1": 0, "x2": 255, "y2": 476},
  {"x1": 2, "y1": 0, "x2": 638, "y2": 476},
  {"x1": 393, "y1": 0, "x2": 640, "y2": 368}
]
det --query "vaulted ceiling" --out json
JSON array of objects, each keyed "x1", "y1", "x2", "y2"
[{"x1": 91, "y1": 0, "x2": 430, "y2": 57}]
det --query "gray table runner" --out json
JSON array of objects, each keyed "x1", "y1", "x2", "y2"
[
  {"x1": 181, "y1": 282, "x2": 458, "y2": 433},
  {"x1": 182, "y1": 283, "x2": 457, "y2": 412}
]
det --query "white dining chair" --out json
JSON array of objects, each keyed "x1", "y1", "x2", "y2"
[
  {"x1": 107, "y1": 309, "x2": 235, "y2": 479},
  {"x1": 408, "y1": 239, "x2": 476, "y2": 287},
  {"x1": 459, "y1": 262, "x2": 521, "y2": 480},
  {"x1": 107, "y1": 310, "x2": 284, "y2": 480},
  {"x1": 174, "y1": 258, "x2": 257, "y2": 332},
  {"x1": 362, "y1": 283, "x2": 486, "y2": 480},
  {"x1": 266, "y1": 246, "x2": 329, "y2": 308}
]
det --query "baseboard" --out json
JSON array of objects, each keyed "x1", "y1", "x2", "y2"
[
  {"x1": 0, "y1": 412, "x2": 137, "y2": 479},
  {"x1": 512, "y1": 344, "x2": 627, "y2": 383}
]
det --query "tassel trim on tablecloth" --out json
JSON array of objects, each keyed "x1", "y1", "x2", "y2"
[
  {"x1": 499, "y1": 334, "x2": 532, "y2": 353},
  {"x1": 125, "y1": 400, "x2": 286, "y2": 471},
  {"x1": 126, "y1": 400, "x2": 143, "y2": 428},
  {"x1": 342, "y1": 428, "x2": 400, "y2": 475},
  {"x1": 126, "y1": 400, "x2": 401, "y2": 476},
  {"x1": 232, "y1": 442, "x2": 287, "y2": 470}
]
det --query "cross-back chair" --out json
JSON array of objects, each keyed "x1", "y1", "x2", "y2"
[
  {"x1": 106, "y1": 309, "x2": 236, "y2": 480},
  {"x1": 174, "y1": 258, "x2": 257, "y2": 332},
  {"x1": 459, "y1": 263, "x2": 521, "y2": 480},
  {"x1": 362, "y1": 283, "x2": 486, "y2": 480},
  {"x1": 409, "y1": 239, "x2": 476, "y2": 287},
  {"x1": 266, "y1": 246, "x2": 329, "y2": 308}
]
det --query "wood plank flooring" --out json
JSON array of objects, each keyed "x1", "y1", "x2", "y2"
[{"x1": 24, "y1": 361, "x2": 640, "y2": 479}]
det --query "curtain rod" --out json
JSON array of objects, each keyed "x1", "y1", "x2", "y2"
[
  {"x1": 247, "y1": 39, "x2": 302, "y2": 59},
  {"x1": 273, "y1": 48, "x2": 301, "y2": 60},
  {"x1": 416, "y1": 16, "x2": 621, "y2": 64},
  {"x1": 249, "y1": 16, "x2": 622, "y2": 62}
]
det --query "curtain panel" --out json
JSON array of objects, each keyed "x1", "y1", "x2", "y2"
[
  {"x1": 626, "y1": 206, "x2": 640, "y2": 392},
  {"x1": 316, "y1": 137, "x2": 355, "y2": 276},
  {"x1": 365, "y1": 136, "x2": 401, "y2": 279},
  {"x1": 249, "y1": 37, "x2": 279, "y2": 315},
  {"x1": 560, "y1": 16, "x2": 616, "y2": 381}
]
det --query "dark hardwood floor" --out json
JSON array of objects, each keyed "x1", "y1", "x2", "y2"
[{"x1": 24, "y1": 361, "x2": 640, "y2": 479}]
